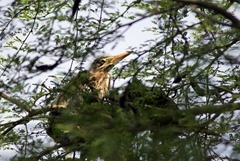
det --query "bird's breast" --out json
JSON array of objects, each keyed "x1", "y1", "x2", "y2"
[{"x1": 89, "y1": 72, "x2": 110, "y2": 100}]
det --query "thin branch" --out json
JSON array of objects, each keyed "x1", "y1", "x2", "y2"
[
  {"x1": 0, "y1": 92, "x2": 29, "y2": 111},
  {"x1": 0, "y1": 107, "x2": 51, "y2": 136},
  {"x1": 72, "y1": 0, "x2": 82, "y2": 18},
  {"x1": 191, "y1": 7, "x2": 233, "y2": 27},
  {"x1": 184, "y1": 102, "x2": 240, "y2": 115},
  {"x1": 97, "y1": 0, "x2": 105, "y2": 31},
  {"x1": 0, "y1": 5, "x2": 29, "y2": 40},
  {"x1": 176, "y1": 0, "x2": 240, "y2": 29},
  {"x1": 1, "y1": 4, "x2": 39, "y2": 78}
]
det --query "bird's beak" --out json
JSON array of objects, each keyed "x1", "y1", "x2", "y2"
[
  {"x1": 110, "y1": 52, "x2": 130, "y2": 65},
  {"x1": 102, "y1": 52, "x2": 131, "y2": 72}
]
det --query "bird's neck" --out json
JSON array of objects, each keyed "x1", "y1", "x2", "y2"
[{"x1": 89, "y1": 71, "x2": 110, "y2": 100}]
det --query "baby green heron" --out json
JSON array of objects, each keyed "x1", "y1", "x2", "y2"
[
  {"x1": 52, "y1": 51, "x2": 130, "y2": 108},
  {"x1": 88, "y1": 51, "x2": 130, "y2": 100},
  {"x1": 47, "y1": 52, "x2": 130, "y2": 149}
]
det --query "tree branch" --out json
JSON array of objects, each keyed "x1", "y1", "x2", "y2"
[
  {"x1": 0, "y1": 107, "x2": 51, "y2": 136},
  {"x1": 0, "y1": 92, "x2": 29, "y2": 111},
  {"x1": 150, "y1": 102, "x2": 240, "y2": 128},
  {"x1": 187, "y1": 102, "x2": 240, "y2": 115},
  {"x1": 176, "y1": 0, "x2": 240, "y2": 29}
]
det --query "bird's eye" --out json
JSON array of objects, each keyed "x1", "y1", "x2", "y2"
[{"x1": 100, "y1": 59, "x2": 106, "y2": 65}]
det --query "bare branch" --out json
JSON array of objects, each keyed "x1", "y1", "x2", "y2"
[
  {"x1": 0, "y1": 92, "x2": 29, "y2": 111},
  {"x1": 176, "y1": 0, "x2": 240, "y2": 29}
]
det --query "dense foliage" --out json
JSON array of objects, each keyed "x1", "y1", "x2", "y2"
[{"x1": 1, "y1": 0, "x2": 240, "y2": 160}]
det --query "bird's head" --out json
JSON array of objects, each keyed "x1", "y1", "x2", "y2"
[{"x1": 89, "y1": 52, "x2": 130, "y2": 73}]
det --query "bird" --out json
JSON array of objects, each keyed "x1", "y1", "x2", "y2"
[
  {"x1": 46, "y1": 52, "x2": 130, "y2": 154},
  {"x1": 50, "y1": 51, "x2": 130, "y2": 108}
]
